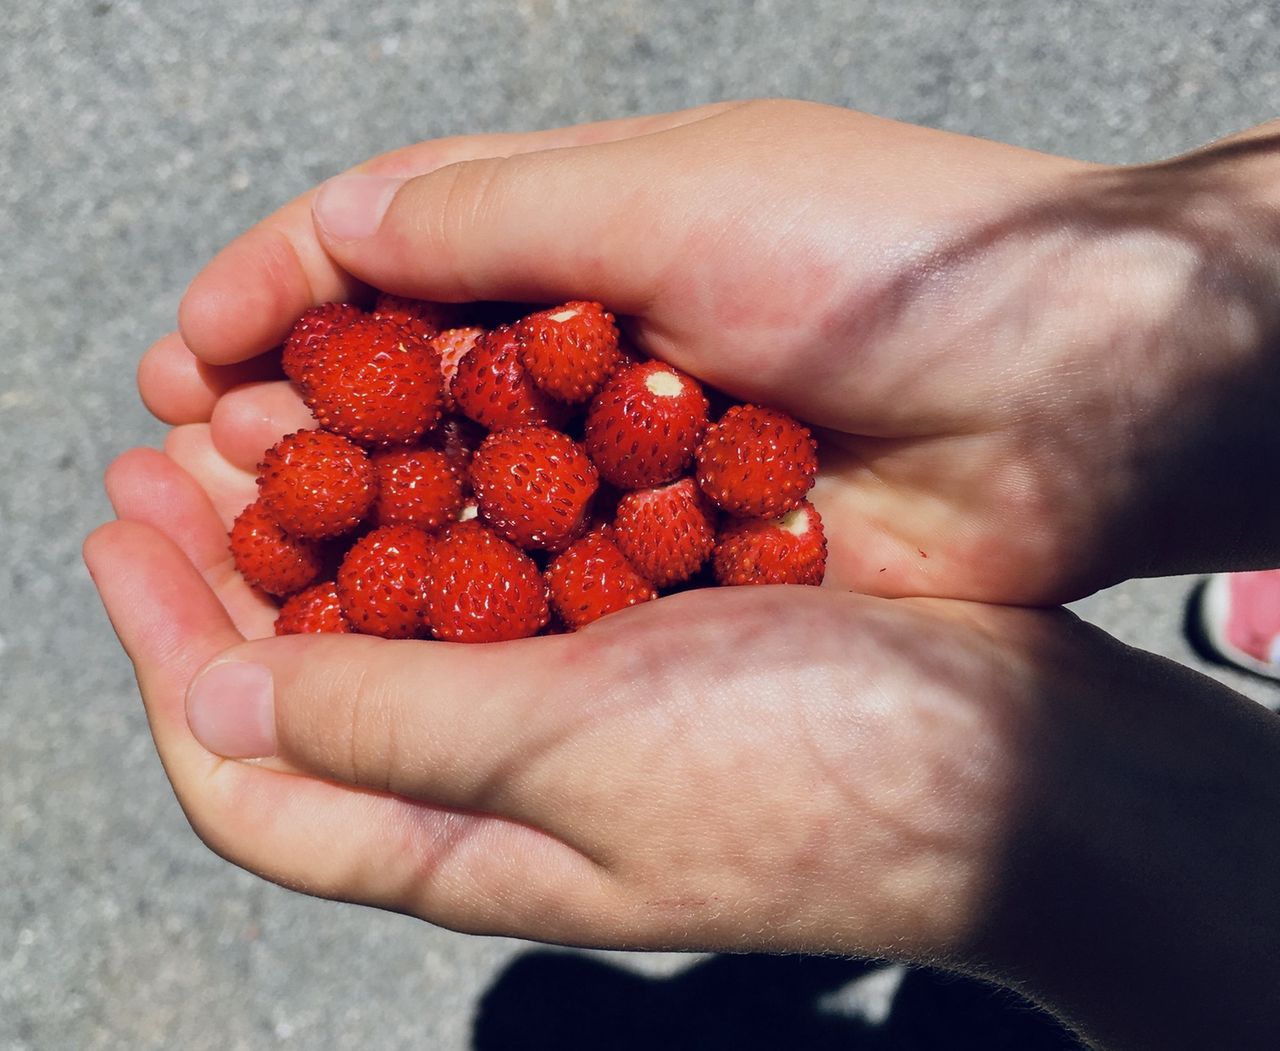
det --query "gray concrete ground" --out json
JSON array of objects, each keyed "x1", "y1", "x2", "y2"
[{"x1": 3, "y1": 1, "x2": 1278, "y2": 1048}]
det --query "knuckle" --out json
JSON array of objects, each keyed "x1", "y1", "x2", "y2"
[
  {"x1": 433, "y1": 156, "x2": 516, "y2": 295},
  {"x1": 338, "y1": 657, "x2": 399, "y2": 792}
]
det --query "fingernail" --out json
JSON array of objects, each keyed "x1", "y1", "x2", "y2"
[
  {"x1": 313, "y1": 174, "x2": 404, "y2": 242},
  {"x1": 186, "y1": 661, "x2": 277, "y2": 759}
]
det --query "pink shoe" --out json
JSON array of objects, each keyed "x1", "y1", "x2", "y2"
[{"x1": 1195, "y1": 570, "x2": 1280, "y2": 681}]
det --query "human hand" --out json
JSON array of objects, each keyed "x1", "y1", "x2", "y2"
[
  {"x1": 143, "y1": 99, "x2": 1280, "y2": 605},
  {"x1": 86, "y1": 444, "x2": 1280, "y2": 1049},
  {"x1": 104, "y1": 100, "x2": 1280, "y2": 1049}
]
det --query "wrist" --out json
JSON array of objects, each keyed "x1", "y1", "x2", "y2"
[
  {"x1": 1084, "y1": 126, "x2": 1280, "y2": 579},
  {"x1": 987, "y1": 617, "x2": 1280, "y2": 1048}
]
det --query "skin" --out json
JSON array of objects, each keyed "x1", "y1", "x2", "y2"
[{"x1": 90, "y1": 100, "x2": 1280, "y2": 1048}]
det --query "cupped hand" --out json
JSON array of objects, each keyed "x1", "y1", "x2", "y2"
[
  {"x1": 142, "y1": 99, "x2": 1280, "y2": 604},
  {"x1": 105, "y1": 100, "x2": 1280, "y2": 1048},
  {"x1": 86, "y1": 441, "x2": 1280, "y2": 1050}
]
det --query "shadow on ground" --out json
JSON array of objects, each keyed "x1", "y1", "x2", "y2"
[{"x1": 473, "y1": 951, "x2": 1084, "y2": 1049}]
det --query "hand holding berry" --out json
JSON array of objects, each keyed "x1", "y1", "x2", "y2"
[{"x1": 93, "y1": 99, "x2": 1280, "y2": 1049}]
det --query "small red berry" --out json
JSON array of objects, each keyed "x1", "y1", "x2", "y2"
[
  {"x1": 470, "y1": 427, "x2": 599, "y2": 551},
  {"x1": 695, "y1": 404, "x2": 818, "y2": 517},
  {"x1": 371, "y1": 446, "x2": 465, "y2": 531},
  {"x1": 425, "y1": 521, "x2": 549, "y2": 642},
  {"x1": 372, "y1": 293, "x2": 469, "y2": 338},
  {"x1": 281, "y1": 302, "x2": 363, "y2": 386},
  {"x1": 429, "y1": 326, "x2": 485, "y2": 411},
  {"x1": 713, "y1": 501, "x2": 827, "y2": 586},
  {"x1": 336, "y1": 525, "x2": 435, "y2": 639},
  {"x1": 302, "y1": 315, "x2": 444, "y2": 446},
  {"x1": 584, "y1": 361, "x2": 710, "y2": 488},
  {"x1": 274, "y1": 580, "x2": 352, "y2": 635},
  {"x1": 229, "y1": 500, "x2": 325, "y2": 596},
  {"x1": 545, "y1": 531, "x2": 658, "y2": 629},
  {"x1": 611, "y1": 477, "x2": 717, "y2": 587},
  {"x1": 451, "y1": 325, "x2": 569, "y2": 432},
  {"x1": 516, "y1": 301, "x2": 621, "y2": 402},
  {"x1": 257, "y1": 429, "x2": 377, "y2": 539}
]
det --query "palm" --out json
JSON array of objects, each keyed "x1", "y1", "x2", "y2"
[{"x1": 91, "y1": 433, "x2": 1063, "y2": 961}]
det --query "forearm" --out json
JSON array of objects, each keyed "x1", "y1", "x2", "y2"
[{"x1": 992, "y1": 627, "x2": 1280, "y2": 1048}]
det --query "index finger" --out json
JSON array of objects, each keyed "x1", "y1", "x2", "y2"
[{"x1": 178, "y1": 103, "x2": 746, "y2": 366}]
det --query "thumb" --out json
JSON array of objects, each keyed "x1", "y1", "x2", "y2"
[
  {"x1": 309, "y1": 130, "x2": 711, "y2": 312},
  {"x1": 183, "y1": 631, "x2": 584, "y2": 828}
]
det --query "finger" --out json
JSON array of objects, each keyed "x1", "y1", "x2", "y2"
[
  {"x1": 85, "y1": 521, "x2": 606, "y2": 937},
  {"x1": 161, "y1": 424, "x2": 258, "y2": 530},
  {"x1": 85, "y1": 519, "x2": 245, "y2": 750},
  {"x1": 208, "y1": 380, "x2": 315, "y2": 472},
  {"x1": 178, "y1": 103, "x2": 745, "y2": 365},
  {"x1": 105, "y1": 446, "x2": 275, "y2": 638},
  {"x1": 138, "y1": 332, "x2": 285, "y2": 425},
  {"x1": 309, "y1": 133, "x2": 692, "y2": 313},
  {"x1": 182, "y1": 630, "x2": 586, "y2": 831}
]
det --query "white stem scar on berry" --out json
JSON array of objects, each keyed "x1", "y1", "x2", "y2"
[
  {"x1": 644, "y1": 370, "x2": 685, "y2": 398},
  {"x1": 779, "y1": 506, "x2": 812, "y2": 535}
]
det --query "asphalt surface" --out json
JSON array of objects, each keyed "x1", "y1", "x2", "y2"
[{"x1": 3, "y1": 2, "x2": 1278, "y2": 1048}]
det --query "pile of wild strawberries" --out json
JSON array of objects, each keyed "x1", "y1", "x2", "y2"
[{"x1": 230, "y1": 295, "x2": 825, "y2": 642}]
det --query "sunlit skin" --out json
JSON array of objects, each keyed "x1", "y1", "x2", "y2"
[{"x1": 92, "y1": 101, "x2": 1280, "y2": 1048}]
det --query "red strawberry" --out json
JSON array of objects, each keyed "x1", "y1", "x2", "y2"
[
  {"x1": 336, "y1": 524, "x2": 435, "y2": 638},
  {"x1": 516, "y1": 301, "x2": 621, "y2": 402},
  {"x1": 470, "y1": 427, "x2": 599, "y2": 551},
  {"x1": 281, "y1": 302, "x2": 363, "y2": 385},
  {"x1": 425, "y1": 521, "x2": 549, "y2": 642},
  {"x1": 371, "y1": 446, "x2": 465, "y2": 530},
  {"x1": 695, "y1": 404, "x2": 818, "y2": 517},
  {"x1": 713, "y1": 500, "x2": 827, "y2": 586},
  {"x1": 451, "y1": 325, "x2": 570, "y2": 432},
  {"x1": 429, "y1": 326, "x2": 485, "y2": 411},
  {"x1": 301, "y1": 315, "x2": 444, "y2": 445},
  {"x1": 372, "y1": 292, "x2": 469, "y2": 338},
  {"x1": 257, "y1": 429, "x2": 377, "y2": 539},
  {"x1": 229, "y1": 500, "x2": 325, "y2": 596},
  {"x1": 274, "y1": 580, "x2": 352, "y2": 635},
  {"x1": 610, "y1": 477, "x2": 717, "y2": 587},
  {"x1": 584, "y1": 360, "x2": 710, "y2": 489},
  {"x1": 545, "y1": 531, "x2": 658, "y2": 629}
]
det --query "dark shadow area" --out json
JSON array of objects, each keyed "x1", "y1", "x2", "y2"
[{"x1": 472, "y1": 950, "x2": 1084, "y2": 1050}]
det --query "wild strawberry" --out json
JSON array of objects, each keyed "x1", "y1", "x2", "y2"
[
  {"x1": 425, "y1": 521, "x2": 549, "y2": 642},
  {"x1": 429, "y1": 326, "x2": 485, "y2": 411},
  {"x1": 470, "y1": 427, "x2": 598, "y2": 551},
  {"x1": 545, "y1": 531, "x2": 657, "y2": 629},
  {"x1": 257, "y1": 429, "x2": 377, "y2": 539},
  {"x1": 584, "y1": 360, "x2": 710, "y2": 488},
  {"x1": 516, "y1": 301, "x2": 621, "y2": 402},
  {"x1": 611, "y1": 477, "x2": 717, "y2": 587},
  {"x1": 229, "y1": 500, "x2": 325, "y2": 596},
  {"x1": 274, "y1": 580, "x2": 352, "y2": 635},
  {"x1": 301, "y1": 315, "x2": 444, "y2": 445},
  {"x1": 451, "y1": 325, "x2": 569, "y2": 432},
  {"x1": 372, "y1": 292, "x2": 469, "y2": 338},
  {"x1": 371, "y1": 446, "x2": 464, "y2": 531},
  {"x1": 281, "y1": 302, "x2": 363, "y2": 386},
  {"x1": 713, "y1": 501, "x2": 827, "y2": 586},
  {"x1": 336, "y1": 525, "x2": 435, "y2": 638},
  {"x1": 695, "y1": 404, "x2": 818, "y2": 517}
]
